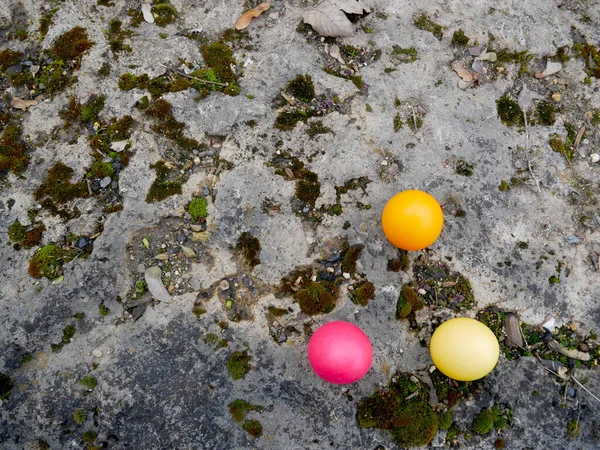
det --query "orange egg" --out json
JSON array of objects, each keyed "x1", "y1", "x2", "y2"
[{"x1": 381, "y1": 190, "x2": 444, "y2": 251}]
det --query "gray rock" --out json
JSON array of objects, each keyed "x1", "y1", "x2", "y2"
[
  {"x1": 144, "y1": 266, "x2": 172, "y2": 303},
  {"x1": 100, "y1": 177, "x2": 112, "y2": 188}
]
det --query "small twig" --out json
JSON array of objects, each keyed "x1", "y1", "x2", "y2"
[
  {"x1": 158, "y1": 63, "x2": 229, "y2": 87},
  {"x1": 572, "y1": 375, "x2": 600, "y2": 404},
  {"x1": 411, "y1": 104, "x2": 418, "y2": 130},
  {"x1": 523, "y1": 111, "x2": 541, "y2": 192}
]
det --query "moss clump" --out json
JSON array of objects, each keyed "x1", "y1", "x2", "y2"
[
  {"x1": 536, "y1": 101, "x2": 557, "y2": 125},
  {"x1": 451, "y1": 29, "x2": 469, "y2": 47},
  {"x1": 496, "y1": 95, "x2": 524, "y2": 127},
  {"x1": 39, "y1": 8, "x2": 59, "y2": 38},
  {"x1": 146, "y1": 161, "x2": 182, "y2": 203},
  {"x1": 388, "y1": 250, "x2": 410, "y2": 272},
  {"x1": 268, "y1": 306, "x2": 288, "y2": 317},
  {"x1": 28, "y1": 244, "x2": 63, "y2": 279},
  {"x1": 393, "y1": 113, "x2": 404, "y2": 132},
  {"x1": 274, "y1": 110, "x2": 313, "y2": 131},
  {"x1": 199, "y1": 40, "x2": 237, "y2": 84},
  {"x1": 73, "y1": 409, "x2": 87, "y2": 424},
  {"x1": 79, "y1": 375, "x2": 97, "y2": 390},
  {"x1": 0, "y1": 49, "x2": 22, "y2": 71},
  {"x1": 88, "y1": 160, "x2": 114, "y2": 179},
  {"x1": 82, "y1": 431, "x2": 98, "y2": 443},
  {"x1": 396, "y1": 285, "x2": 425, "y2": 318},
  {"x1": 286, "y1": 74, "x2": 315, "y2": 102},
  {"x1": 412, "y1": 13, "x2": 443, "y2": 40},
  {"x1": 0, "y1": 372, "x2": 13, "y2": 400},
  {"x1": 188, "y1": 198, "x2": 208, "y2": 221},
  {"x1": 227, "y1": 350, "x2": 252, "y2": 380},
  {"x1": 34, "y1": 162, "x2": 89, "y2": 205},
  {"x1": 236, "y1": 232, "x2": 261, "y2": 267},
  {"x1": 295, "y1": 172, "x2": 321, "y2": 208},
  {"x1": 228, "y1": 399, "x2": 261, "y2": 422},
  {"x1": 97, "y1": 61, "x2": 111, "y2": 77},
  {"x1": 306, "y1": 120, "x2": 332, "y2": 138},
  {"x1": 455, "y1": 159, "x2": 474, "y2": 176},
  {"x1": 438, "y1": 410, "x2": 453, "y2": 430},
  {"x1": 351, "y1": 281, "x2": 375, "y2": 306},
  {"x1": 567, "y1": 418, "x2": 581, "y2": 438},
  {"x1": 391, "y1": 46, "x2": 417, "y2": 63},
  {"x1": 357, "y1": 373, "x2": 438, "y2": 448},
  {"x1": 471, "y1": 408, "x2": 495, "y2": 434},
  {"x1": 106, "y1": 19, "x2": 132, "y2": 57},
  {"x1": 549, "y1": 134, "x2": 574, "y2": 160},
  {"x1": 0, "y1": 123, "x2": 29, "y2": 176},
  {"x1": 326, "y1": 203, "x2": 342, "y2": 216},
  {"x1": 135, "y1": 280, "x2": 148, "y2": 296},
  {"x1": 118, "y1": 72, "x2": 138, "y2": 90},
  {"x1": 98, "y1": 304, "x2": 110, "y2": 316},
  {"x1": 341, "y1": 244, "x2": 364, "y2": 274},
  {"x1": 152, "y1": 1, "x2": 178, "y2": 27},
  {"x1": 549, "y1": 275, "x2": 560, "y2": 285},
  {"x1": 296, "y1": 281, "x2": 337, "y2": 315},
  {"x1": 243, "y1": 420, "x2": 263, "y2": 438},
  {"x1": 498, "y1": 180, "x2": 510, "y2": 192},
  {"x1": 8, "y1": 221, "x2": 45, "y2": 249},
  {"x1": 81, "y1": 94, "x2": 106, "y2": 123},
  {"x1": 574, "y1": 43, "x2": 600, "y2": 78}
]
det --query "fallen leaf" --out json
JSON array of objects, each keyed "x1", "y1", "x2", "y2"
[
  {"x1": 236, "y1": 3, "x2": 271, "y2": 30},
  {"x1": 535, "y1": 61, "x2": 562, "y2": 79},
  {"x1": 141, "y1": 4, "x2": 154, "y2": 24},
  {"x1": 11, "y1": 97, "x2": 39, "y2": 110},
  {"x1": 226, "y1": 300, "x2": 233, "y2": 309},
  {"x1": 110, "y1": 140, "x2": 128, "y2": 152},
  {"x1": 285, "y1": 167, "x2": 294, "y2": 179},
  {"x1": 451, "y1": 60, "x2": 473, "y2": 82},
  {"x1": 303, "y1": 0, "x2": 370, "y2": 37},
  {"x1": 52, "y1": 276, "x2": 64, "y2": 285},
  {"x1": 478, "y1": 52, "x2": 497, "y2": 62},
  {"x1": 328, "y1": 44, "x2": 346, "y2": 64},
  {"x1": 30, "y1": 65, "x2": 40, "y2": 77},
  {"x1": 142, "y1": 237, "x2": 150, "y2": 249},
  {"x1": 154, "y1": 253, "x2": 169, "y2": 261}
]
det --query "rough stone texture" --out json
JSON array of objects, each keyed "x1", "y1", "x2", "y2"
[{"x1": 1, "y1": 0, "x2": 600, "y2": 449}]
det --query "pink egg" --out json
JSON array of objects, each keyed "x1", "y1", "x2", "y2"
[{"x1": 307, "y1": 321, "x2": 373, "y2": 384}]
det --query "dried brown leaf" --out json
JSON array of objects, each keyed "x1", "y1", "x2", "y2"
[
  {"x1": 303, "y1": 0, "x2": 370, "y2": 37},
  {"x1": 236, "y1": 3, "x2": 271, "y2": 30},
  {"x1": 11, "y1": 97, "x2": 39, "y2": 110},
  {"x1": 451, "y1": 60, "x2": 473, "y2": 82}
]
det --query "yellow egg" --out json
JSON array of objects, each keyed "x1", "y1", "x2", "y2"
[{"x1": 429, "y1": 318, "x2": 499, "y2": 381}]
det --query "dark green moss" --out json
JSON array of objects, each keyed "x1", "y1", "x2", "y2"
[
  {"x1": 192, "y1": 305, "x2": 206, "y2": 317},
  {"x1": 153, "y1": 1, "x2": 178, "y2": 27},
  {"x1": 349, "y1": 75, "x2": 365, "y2": 89},
  {"x1": 387, "y1": 250, "x2": 409, "y2": 272},
  {"x1": 188, "y1": 198, "x2": 207, "y2": 221},
  {"x1": 286, "y1": 74, "x2": 315, "y2": 102},
  {"x1": 549, "y1": 134, "x2": 574, "y2": 160},
  {"x1": 243, "y1": 419, "x2": 263, "y2": 438},
  {"x1": 79, "y1": 375, "x2": 98, "y2": 390},
  {"x1": 412, "y1": 13, "x2": 443, "y2": 40},
  {"x1": 451, "y1": 29, "x2": 469, "y2": 47},
  {"x1": 28, "y1": 244, "x2": 63, "y2": 279},
  {"x1": 228, "y1": 399, "x2": 261, "y2": 422},
  {"x1": 0, "y1": 49, "x2": 22, "y2": 71},
  {"x1": 73, "y1": 409, "x2": 87, "y2": 424},
  {"x1": 499, "y1": 180, "x2": 510, "y2": 192},
  {"x1": 82, "y1": 431, "x2": 98, "y2": 443},
  {"x1": 567, "y1": 418, "x2": 581, "y2": 438},
  {"x1": 8, "y1": 221, "x2": 26, "y2": 243},
  {"x1": 496, "y1": 94, "x2": 524, "y2": 127},
  {"x1": 21, "y1": 353, "x2": 34, "y2": 364},
  {"x1": 97, "y1": 61, "x2": 111, "y2": 77},
  {"x1": 455, "y1": 159, "x2": 474, "y2": 176},
  {"x1": 106, "y1": 19, "x2": 132, "y2": 57},
  {"x1": 396, "y1": 285, "x2": 424, "y2": 318},
  {"x1": 351, "y1": 281, "x2": 375, "y2": 306},
  {"x1": 0, "y1": 372, "x2": 13, "y2": 400},
  {"x1": 438, "y1": 410, "x2": 453, "y2": 430},
  {"x1": 476, "y1": 307, "x2": 505, "y2": 340},
  {"x1": 118, "y1": 72, "x2": 138, "y2": 90},
  {"x1": 34, "y1": 162, "x2": 89, "y2": 204},
  {"x1": 536, "y1": 101, "x2": 557, "y2": 126},
  {"x1": 574, "y1": 43, "x2": 600, "y2": 78},
  {"x1": 393, "y1": 113, "x2": 404, "y2": 132},
  {"x1": 471, "y1": 408, "x2": 495, "y2": 434},
  {"x1": 391, "y1": 46, "x2": 417, "y2": 63},
  {"x1": 39, "y1": 8, "x2": 59, "y2": 38},
  {"x1": 236, "y1": 232, "x2": 261, "y2": 267},
  {"x1": 549, "y1": 275, "x2": 560, "y2": 285},
  {"x1": 407, "y1": 116, "x2": 423, "y2": 131},
  {"x1": 200, "y1": 40, "x2": 236, "y2": 84},
  {"x1": 327, "y1": 203, "x2": 342, "y2": 216},
  {"x1": 62, "y1": 325, "x2": 76, "y2": 343},
  {"x1": 295, "y1": 173, "x2": 321, "y2": 207},
  {"x1": 74, "y1": 312, "x2": 85, "y2": 320},
  {"x1": 227, "y1": 350, "x2": 252, "y2": 380},
  {"x1": 274, "y1": 110, "x2": 313, "y2": 131},
  {"x1": 268, "y1": 306, "x2": 288, "y2": 317},
  {"x1": 306, "y1": 120, "x2": 332, "y2": 138},
  {"x1": 146, "y1": 161, "x2": 182, "y2": 203},
  {"x1": 341, "y1": 244, "x2": 364, "y2": 274},
  {"x1": 412, "y1": 258, "x2": 475, "y2": 310},
  {"x1": 49, "y1": 26, "x2": 95, "y2": 66},
  {"x1": 0, "y1": 123, "x2": 29, "y2": 176},
  {"x1": 296, "y1": 281, "x2": 337, "y2": 315}
]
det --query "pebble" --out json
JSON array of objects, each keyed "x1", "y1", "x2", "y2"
[
  {"x1": 141, "y1": 3, "x2": 154, "y2": 23},
  {"x1": 181, "y1": 245, "x2": 197, "y2": 258},
  {"x1": 219, "y1": 280, "x2": 230, "y2": 291},
  {"x1": 564, "y1": 235, "x2": 581, "y2": 244},
  {"x1": 100, "y1": 177, "x2": 112, "y2": 188},
  {"x1": 567, "y1": 387, "x2": 576, "y2": 397},
  {"x1": 343, "y1": 272, "x2": 351, "y2": 279},
  {"x1": 418, "y1": 288, "x2": 426, "y2": 295},
  {"x1": 176, "y1": 234, "x2": 187, "y2": 243},
  {"x1": 591, "y1": 153, "x2": 600, "y2": 163},
  {"x1": 203, "y1": 186, "x2": 211, "y2": 196},
  {"x1": 92, "y1": 349, "x2": 103, "y2": 358},
  {"x1": 77, "y1": 237, "x2": 88, "y2": 248},
  {"x1": 137, "y1": 263, "x2": 145, "y2": 273}
]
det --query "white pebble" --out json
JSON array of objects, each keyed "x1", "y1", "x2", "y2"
[
  {"x1": 92, "y1": 349, "x2": 103, "y2": 358},
  {"x1": 343, "y1": 273, "x2": 351, "y2": 279},
  {"x1": 418, "y1": 288, "x2": 426, "y2": 295},
  {"x1": 591, "y1": 153, "x2": 600, "y2": 163}
]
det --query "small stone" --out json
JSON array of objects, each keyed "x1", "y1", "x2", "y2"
[
  {"x1": 579, "y1": 343, "x2": 590, "y2": 352},
  {"x1": 100, "y1": 177, "x2": 111, "y2": 188},
  {"x1": 110, "y1": 140, "x2": 128, "y2": 152},
  {"x1": 551, "y1": 92, "x2": 562, "y2": 102},
  {"x1": 144, "y1": 266, "x2": 172, "y2": 303},
  {"x1": 154, "y1": 253, "x2": 169, "y2": 261},
  {"x1": 176, "y1": 234, "x2": 187, "y2": 244},
  {"x1": 564, "y1": 235, "x2": 581, "y2": 245},
  {"x1": 219, "y1": 280, "x2": 230, "y2": 291},
  {"x1": 381, "y1": 160, "x2": 388, "y2": 166},
  {"x1": 418, "y1": 288, "x2": 426, "y2": 295},
  {"x1": 591, "y1": 153, "x2": 600, "y2": 163},
  {"x1": 77, "y1": 237, "x2": 88, "y2": 248},
  {"x1": 188, "y1": 278, "x2": 201, "y2": 291},
  {"x1": 343, "y1": 272, "x2": 351, "y2": 279},
  {"x1": 203, "y1": 186, "x2": 211, "y2": 196},
  {"x1": 181, "y1": 245, "x2": 197, "y2": 258},
  {"x1": 167, "y1": 284, "x2": 175, "y2": 294},
  {"x1": 137, "y1": 263, "x2": 145, "y2": 273},
  {"x1": 568, "y1": 386, "x2": 576, "y2": 397},
  {"x1": 92, "y1": 349, "x2": 103, "y2": 358},
  {"x1": 192, "y1": 232, "x2": 210, "y2": 242},
  {"x1": 504, "y1": 313, "x2": 524, "y2": 348},
  {"x1": 141, "y1": 3, "x2": 154, "y2": 23}
]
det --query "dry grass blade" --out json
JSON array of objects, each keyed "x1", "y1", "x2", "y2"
[{"x1": 235, "y1": 3, "x2": 271, "y2": 30}]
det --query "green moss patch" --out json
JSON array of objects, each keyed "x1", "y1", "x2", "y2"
[
  {"x1": 536, "y1": 101, "x2": 557, "y2": 125},
  {"x1": 7, "y1": 221, "x2": 45, "y2": 249},
  {"x1": 357, "y1": 373, "x2": 438, "y2": 448},
  {"x1": 243, "y1": 420, "x2": 263, "y2": 438},
  {"x1": 306, "y1": 120, "x2": 333, "y2": 138},
  {"x1": 567, "y1": 418, "x2": 581, "y2": 438},
  {"x1": 549, "y1": 134, "x2": 574, "y2": 160},
  {"x1": 79, "y1": 375, "x2": 98, "y2": 390},
  {"x1": 186, "y1": 40, "x2": 240, "y2": 98},
  {"x1": 144, "y1": 99, "x2": 206, "y2": 152},
  {"x1": 396, "y1": 285, "x2": 425, "y2": 318},
  {"x1": 146, "y1": 160, "x2": 182, "y2": 203},
  {"x1": 236, "y1": 232, "x2": 261, "y2": 267},
  {"x1": 28, "y1": 244, "x2": 63, "y2": 279},
  {"x1": 573, "y1": 42, "x2": 600, "y2": 78},
  {"x1": 188, "y1": 198, "x2": 208, "y2": 221},
  {"x1": 34, "y1": 162, "x2": 89, "y2": 212},
  {"x1": 388, "y1": 250, "x2": 410, "y2": 272},
  {"x1": 351, "y1": 281, "x2": 375, "y2": 306},
  {"x1": 412, "y1": 13, "x2": 443, "y2": 40},
  {"x1": 228, "y1": 399, "x2": 262, "y2": 422},
  {"x1": 0, "y1": 49, "x2": 22, "y2": 71},
  {"x1": 73, "y1": 409, "x2": 87, "y2": 424},
  {"x1": 496, "y1": 94, "x2": 524, "y2": 127},
  {"x1": 152, "y1": 0, "x2": 178, "y2": 27},
  {"x1": 39, "y1": 8, "x2": 59, "y2": 38},
  {"x1": 274, "y1": 75, "x2": 317, "y2": 131},
  {"x1": 471, "y1": 405, "x2": 511, "y2": 435},
  {"x1": 451, "y1": 29, "x2": 469, "y2": 47},
  {"x1": 51, "y1": 324, "x2": 77, "y2": 352},
  {"x1": 106, "y1": 19, "x2": 132, "y2": 58},
  {"x1": 455, "y1": 159, "x2": 474, "y2": 176},
  {"x1": 227, "y1": 350, "x2": 252, "y2": 380},
  {"x1": 0, "y1": 122, "x2": 29, "y2": 177},
  {"x1": 391, "y1": 46, "x2": 418, "y2": 64}
]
